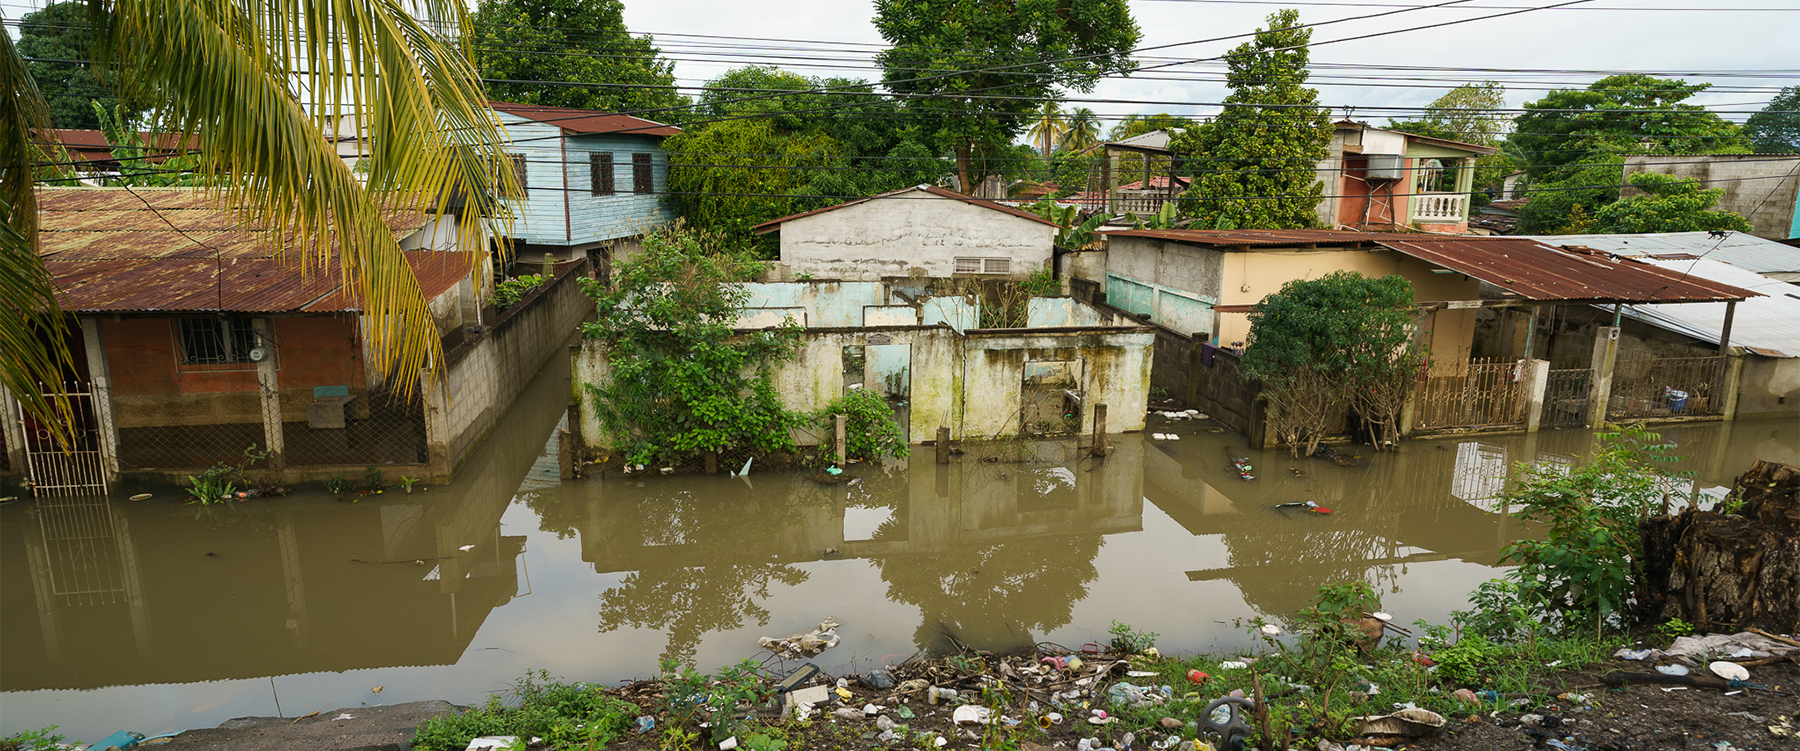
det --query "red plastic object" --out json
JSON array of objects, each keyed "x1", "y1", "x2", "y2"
[
  {"x1": 1186, "y1": 669, "x2": 1210, "y2": 684},
  {"x1": 1310, "y1": 506, "x2": 1332, "y2": 514}
]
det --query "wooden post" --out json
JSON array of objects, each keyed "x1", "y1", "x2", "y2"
[
  {"x1": 82, "y1": 319, "x2": 121, "y2": 482},
  {"x1": 1092, "y1": 403, "x2": 1109, "y2": 456},
  {"x1": 935, "y1": 426, "x2": 950, "y2": 464},
  {"x1": 1718, "y1": 300, "x2": 1737, "y2": 354},
  {"x1": 252, "y1": 318, "x2": 285, "y2": 472},
  {"x1": 835, "y1": 414, "x2": 847, "y2": 465},
  {"x1": 704, "y1": 450, "x2": 718, "y2": 474}
]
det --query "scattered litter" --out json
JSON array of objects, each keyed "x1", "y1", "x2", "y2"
[
  {"x1": 757, "y1": 617, "x2": 841, "y2": 658},
  {"x1": 129, "y1": 493, "x2": 152, "y2": 501},
  {"x1": 719, "y1": 736, "x2": 738, "y2": 751},
  {"x1": 1353, "y1": 708, "x2": 1446, "y2": 737},
  {"x1": 1656, "y1": 664, "x2": 1690, "y2": 676},
  {"x1": 927, "y1": 687, "x2": 959, "y2": 704},
  {"x1": 1709, "y1": 661, "x2": 1751, "y2": 681},
  {"x1": 1127, "y1": 670, "x2": 1158, "y2": 678},
  {"x1": 1451, "y1": 688, "x2": 1479, "y2": 705},
  {"x1": 464, "y1": 738, "x2": 519, "y2": 751},
  {"x1": 1615, "y1": 648, "x2": 1657, "y2": 661},
  {"x1": 952, "y1": 706, "x2": 991, "y2": 725},
  {"x1": 896, "y1": 706, "x2": 915, "y2": 719},
  {"x1": 1726, "y1": 711, "x2": 1767, "y2": 723},
  {"x1": 1261, "y1": 625, "x2": 1282, "y2": 636},
  {"x1": 1218, "y1": 661, "x2": 1248, "y2": 670},
  {"x1": 637, "y1": 716, "x2": 655, "y2": 733},
  {"x1": 1668, "y1": 633, "x2": 1794, "y2": 659},
  {"x1": 333, "y1": 713, "x2": 355, "y2": 721},
  {"x1": 860, "y1": 670, "x2": 894, "y2": 689},
  {"x1": 1186, "y1": 669, "x2": 1209, "y2": 684},
  {"x1": 1660, "y1": 687, "x2": 1689, "y2": 692}
]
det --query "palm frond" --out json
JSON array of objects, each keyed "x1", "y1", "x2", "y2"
[
  {"x1": 92, "y1": 0, "x2": 516, "y2": 397},
  {"x1": 1, "y1": 29, "x2": 77, "y2": 448}
]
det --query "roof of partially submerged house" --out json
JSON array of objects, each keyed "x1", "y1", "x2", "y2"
[
  {"x1": 1517, "y1": 232, "x2": 1800, "y2": 277},
  {"x1": 752, "y1": 184, "x2": 1061, "y2": 232},
  {"x1": 489, "y1": 101, "x2": 681, "y2": 138},
  {"x1": 1104, "y1": 228, "x2": 1759, "y2": 304},
  {"x1": 44, "y1": 129, "x2": 200, "y2": 167},
  {"x1": 1605, "y1": 256, "x2": 1800, "y2": 358},
  {"x1": 36, "y1": 187, "x2": 472, "y2": 313}
]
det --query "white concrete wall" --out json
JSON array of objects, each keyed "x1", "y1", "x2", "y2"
[
  {"x1": 777, "y1": 189, "x2": 1057, "y2": 280},
  {"x1": 1624, "y1": 154, "x2": 1800, "y2": 241}
]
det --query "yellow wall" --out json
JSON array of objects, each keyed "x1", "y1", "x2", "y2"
[{"x1": 1213, "y1": 248, "x2": 1481, "y2": 366}]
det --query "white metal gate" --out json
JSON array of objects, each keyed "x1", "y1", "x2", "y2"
[{"x1": 13, "y1": 384, "x2": 109, "y2": 497}]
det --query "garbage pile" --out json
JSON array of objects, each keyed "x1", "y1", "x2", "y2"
[{"x1": 757, "y1": 618, "x2": 843, "y2": 659}]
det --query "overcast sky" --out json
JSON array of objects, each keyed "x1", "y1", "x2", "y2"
[{"x1": 619, "y1": 0, "x2": 1800, "y2": 127}]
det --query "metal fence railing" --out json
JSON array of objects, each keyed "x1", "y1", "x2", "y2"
[
  {"x1": 1609, "y1": 355, "x2": 1724, "y2": 420},
  {"x1": 1413, "y1": 358, "x2": 1527, "y2": 431},
  {"x1": 1541, "y1": 367, "x2": 1592, "y2": 429}
]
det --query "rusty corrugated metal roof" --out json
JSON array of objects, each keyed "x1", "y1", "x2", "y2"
[
  {"x1": 754, "y1": 184, "x2": 1061, "y2": 232},
  {"x1": 491, "y1": 101, "x2": 681, "y2": 137},
  {"x1": 1105, "y1": 228, "x2": 1759, "y2": 303},
  {"x1": 36, "y1": 187, "x2": 467, "y2": 313}
]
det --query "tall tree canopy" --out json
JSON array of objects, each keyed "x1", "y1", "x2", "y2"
[
  {"x1": 1170, "y1": 10, "x2": 1332, "y2": 229},
  {"x1": 873, "y1": 0, "x2": 1140, "y2": 195},
  {"x1": 471, "y1": 0, "x2": 686, "y2": 116},
  {"x1": 1744, "y1": 86, "x2": 1800, "y2": 154},
  {"x1": 16, "y1": 1, "x2": 114, "y2": 129},
  {"x1": 665, "y1": 66, "x2": 947, "y2": 254},
  {"x1": 1511, "y1": 75, "x2": 1748, "y2": 233},
  {"x1": 1386, "y1": 82, "x2": 1508, "y2": 146}
]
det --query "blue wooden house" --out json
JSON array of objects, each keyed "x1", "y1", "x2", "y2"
[{"x1": 489, "y1": 101, "x2": 680, "y2": 271}]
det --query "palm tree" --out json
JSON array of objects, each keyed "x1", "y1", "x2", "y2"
[
  {"x1": 1061, "y1": 108, "x2": 1102, "y2": 153},
  {"x1": 1026, "y1": 100, "x2": 1066, "y2": 160},
  {"x1": 2, "y1": 0, "x2": 511, "y2": 439}
]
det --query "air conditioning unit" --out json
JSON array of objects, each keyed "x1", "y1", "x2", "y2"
[{"x1": 1366, "y1": 154, "x2": 1405, "y2": 182}]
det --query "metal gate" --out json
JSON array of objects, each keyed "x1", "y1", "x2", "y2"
[
  {"x1": 1413, "y1": 359, "x2": 1527, "y2": 430},
  {"x1": 12, "y1": 384, "x2": 109, "y2": 497},
  {"x1": 1541, "y1": 368, "x2": 1592, "y2": 429}
]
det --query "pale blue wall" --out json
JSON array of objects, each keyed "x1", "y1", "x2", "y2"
[{"x1": 496, "y1": 112, "x2": 675, "y2": 247}]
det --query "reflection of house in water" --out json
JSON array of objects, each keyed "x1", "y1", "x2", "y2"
[
  {"x1": 573, "y1": 440, "x2": 1146, "y2": 660},
  {"x1": 0, "y1": 350, "x2": 576, "y2": 692}
]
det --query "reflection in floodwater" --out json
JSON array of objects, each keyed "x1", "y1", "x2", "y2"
[{"x1": 3, "y1": 365, "x2": 1795, "y2": 744}]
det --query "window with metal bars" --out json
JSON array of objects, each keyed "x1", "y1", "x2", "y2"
[
  {"x1": 590, "y1": 153, "x2": 614, "y2": 195},
  {"x1": 507, "y1": 153, "x2": 527, "y2": 195},
  {"x1": 177, "y1": 317, "x2": 257, "y2": 365},
  {"x1": 632, "y1": 153, "x2": 653, "y2": 194},
  {"x1": 954, "y1": 257, "x2": 1011, "y2": 275}
]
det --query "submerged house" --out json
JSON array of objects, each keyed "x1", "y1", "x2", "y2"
[
  {"x1": 576, "y1": 281, "x2": 1154, "y2": 450},
  {"x1": 754, "y1": 185, "x2": 1060, "y2": 282},
  {"x1": 1, "y1": 187, "x2": 592, "y2": 497}
]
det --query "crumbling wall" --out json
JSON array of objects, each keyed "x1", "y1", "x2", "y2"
[{"x1": 1639, "y1": 460, "x2": 1800, "y2": 633}]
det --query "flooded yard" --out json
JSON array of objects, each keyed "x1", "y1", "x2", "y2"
[{"x1": 3, "y1": 354, "x2": 1795, "y2": 743}]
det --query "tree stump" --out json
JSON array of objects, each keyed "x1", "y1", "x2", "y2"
[{"x1": 1639, "y1": 460, "x2": 1800, "y2": 633}]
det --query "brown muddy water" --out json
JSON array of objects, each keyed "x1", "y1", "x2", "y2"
[{"x1": 3, "y1": 351, "x2": 1796, "y2": 744}]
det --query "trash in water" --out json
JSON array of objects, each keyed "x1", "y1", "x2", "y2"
[
  {"x1": 1225, "y1": 448, "x2": 1254, "y2": 480},
  {"x1": 1274, "y1": 500, "x2": 1332, "y2": 514},
  {"x1": 129, "y1": 493, "x2": 152, "y2": 501},
  {"x1": 89, "y1": 730, "x2": 145, "y2": 750},
  {"x1": 757, "y1": 618, "x2": 841, "y2": 658},
  {"x1": 733, "y1": 457, "x2": 754, "y2": 477},
  {"x1": 860, "y1": 670, "x2": 894, "y2": 689}
]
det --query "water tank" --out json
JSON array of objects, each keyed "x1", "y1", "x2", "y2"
[{"x1": 1366, "y1": 154, "x2": 1405, "y2": 181}]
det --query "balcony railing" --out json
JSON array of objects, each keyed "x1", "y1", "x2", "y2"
[
  {"x1": 1412, "y1": 193, "x2": 1468, "y2": 223},
  {"x1": 1111, "y1": 190, "x2": 1177, "y2": 215}
]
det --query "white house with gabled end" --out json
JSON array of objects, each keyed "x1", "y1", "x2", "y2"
[{"x1": 753, "y1": 184, "x2": 1060, "y2": 282}]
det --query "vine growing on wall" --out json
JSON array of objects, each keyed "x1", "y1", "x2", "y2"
[{"x1": 579, "y1": 221, "x2": 806, "y2": 465}]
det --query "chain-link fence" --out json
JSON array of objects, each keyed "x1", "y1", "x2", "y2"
[
  {"x1": 1609, "y1": 355, "x2": 1725, "y2": 420},
  {"x1": 279, "y1": 386, "x2": 428, "y2": 468}
]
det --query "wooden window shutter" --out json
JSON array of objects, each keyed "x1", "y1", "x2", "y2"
[
  {"x1": 591, "y1": 153, "x2": 614, "y2": 195},
  {"x1": 632, "y1": 152, "x2": 653, "y2": 194}
]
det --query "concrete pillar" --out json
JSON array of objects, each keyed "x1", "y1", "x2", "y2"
[
  {"x1": 423, "y1": 370, "x2": 452, "y2": 482},
  {"x1": 82, "y1": 319, "x2": 121, "y2": 482},
  {"x1": 1398, "y1": 380, "x2": 1418, "y2": 438},
  {"x1": 834, "y1": 414, "x2": 847, "y2": 465},
  {"x1": 1093, "y1": 403, "x2": 1110, "y2": 456},
  {"x1": 1721, "y1": 348, "x2": 1746, "y2": 421},
  {"x1": 252, "y1": 319, "x2": 285, "y2": 471},
  {"x1": 1586, "y1": 326, "x2": 1620, "y2": 428},
  {"x1": 935, "y1": 426, "x2": 950, "y2": 464},
  {"x1": 0, "y1": 384, "x2": 28, "y2": 476},
  {"x1": 1521, "y1": 358, "x2": 1550, "y2": 433}
]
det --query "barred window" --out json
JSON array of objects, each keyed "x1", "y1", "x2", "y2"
[
  {"x1": 506, "y1": 153, "x2": 527, "y2": 195},
  {"x1": 632, "y1": 152, "x2": 653, "y2": 194},
  {"x1": 590, "y1": 153, "x2": 614, "y2": 195},
  {"x1": 178, "y1": 317, "x2": 257, "y2": 365},
  {"x1": 954, "y1": 257, "x2": 1011, "y2": 275}
]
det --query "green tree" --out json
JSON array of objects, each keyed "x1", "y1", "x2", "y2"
[
  {"x1": 1241, "y1": 271, "x2": 1419, "y2": 457},
  {"x1": 1170, "y1": 10, "x2": 1332, "y2": 230},
  {"x1": 579, "y1": 223, "x2": 805, "y2": 466},
  {"x1": 16, "y1": 1, "x2": 114, "y2": 129},
  {"x1": 1744, "y1": 85, "x2": 1800, "y2": 154},
  {"x1": 471, "y1": 0, "x2": 686, "y2": 116},
  {"x1": 1510, "y1": 74, "x2": 1749, "y2": 232},
  {"x1": 90, "y1": 101, "x2": 206, "y2": 185},
  {"x1": 1027, "y1": 100, "x2": 1067, "y2": 160},
  {"x1": 1584, "y1": 172, "x2": 1753, "y2": 234},
  {"x1": 1387, "y1": 82, "x2": 1508, "y2": 146},
  {"x1": 664, "y1": 119, "x2": 842, "y2": 254},
  {"x1": 873, "y1": 0, "x2": 1140, "y2": 195},
  {"x1": 1061, "y1": 107, "x2": 1102, "y2": 152},
  {"x1": 3, "y1": 0, "x2": 511, "y2": 445}
]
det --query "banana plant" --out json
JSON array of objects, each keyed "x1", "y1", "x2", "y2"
[{"x1": 1026, "y1": 198, "x2": 1111, "y2": 251}]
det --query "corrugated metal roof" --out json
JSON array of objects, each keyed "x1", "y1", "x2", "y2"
[
  {"x1": 490, "y1": 101, "x2": 681, "y2": 137},
  {"x1": 753, "y1": 184, "x2": 1061, "y2": 232},
  {"x1": 1604, "y1": 257, "x2": 1800, "y2": 358},
  {"x1": 1106, "y1": 228, "x2": 1760, "y2": 303},
  {"x1": 1517, "y1": 232, "x2": 1800, "y2": 276},
  {"x1": 36, "y1": 187, "x2": 467, "y2": 313}
]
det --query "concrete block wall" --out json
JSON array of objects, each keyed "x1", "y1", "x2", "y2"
[{"x1": 1624, "y1": 155, "x2": 1800, "y2": 241}]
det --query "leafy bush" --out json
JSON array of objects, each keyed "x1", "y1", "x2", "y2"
[
  {"x1": 1500, "y1": 423, "x2": 1685, "y2": 632},
  {"x1": 817, "y1": 387, "x2": 908, "y2": 463},
  {"x1": 1108, "y1": 620, "x2": 1158, "y2": 653},
  {"x1": 411, "y1": 670, "x2": 637, "y2": 751},
  {"x1": 1, "y1": 726, "x2": 65, "y2": 751},
  {"x1": 493, "y1": 274, "x2": 546, "y2": 310},
  {"x1": 659, "y1": 658, "x2": 776, "y2": 746}
]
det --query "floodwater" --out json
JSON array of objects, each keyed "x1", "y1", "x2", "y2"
[{"x1": 3, "y1": 352, "x2": 1797, "y2": 744}]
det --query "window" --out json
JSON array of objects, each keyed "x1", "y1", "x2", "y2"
[
  {"x1": 177, "y1": 317, "x2": 258, "y2": 366},
  {"x1": 1417, "y1": 158, "x2": 1446, "y2": 193},
  {"x1": 590, "y1": 153, "x2": 614, "y2": 195},
  {"x1": 632, "y1": 152, "x2": 653, "y2": 194},
  {"x1": 505, "y1": 153, "x2": 527, "y2": 195},
  {"x1": 954, "y1": 257, "x2": 1012, "y2": 275}
]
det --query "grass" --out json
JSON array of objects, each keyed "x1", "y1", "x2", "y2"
[{"x1": 411, "y1": 670, "x2": 639, "y2": 751}]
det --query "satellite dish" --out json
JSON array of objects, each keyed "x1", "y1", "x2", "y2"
[{"x1": 247, "y1": 346, "x2": 271, "y2": 363}]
